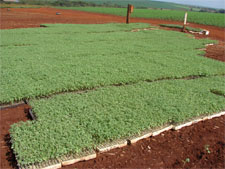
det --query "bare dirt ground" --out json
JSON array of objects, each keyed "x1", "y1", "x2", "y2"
[
  {"x1": 0, "y1": 104, "x2": 30, "y2": 169},
  {"x1": 0, "y1": 7, "x2": 224, "y2": 169},
  {"x1": 205, "y1": 42, "x2": 225, "y2": 62}
]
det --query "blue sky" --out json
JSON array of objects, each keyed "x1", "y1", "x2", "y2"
[{"x1": 153, "y1": 0, "x2": 225, "y2": 9}]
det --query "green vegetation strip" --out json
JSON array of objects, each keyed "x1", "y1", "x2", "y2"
[
  {"x1": 0, "y1": 0, "x2": 198, "y2": 11},
  {"x1": 59, "y1": 7, "x2": 225, "y2": 27},
  {"x1": 82, "y1": 0, "x2": 193, "y2": 10},
  {"x1": 0, "y1": 4, "x2": 42, "y2": 8},
  {"x1": 1, "y1": 23, "x2": 225, "y2": 104},
  {"x1": 160, "y1": 24, "x2": 203, "y2": 32},
  {"x1": 10, "y1": 76, "x2": 225, "y2": 165}
]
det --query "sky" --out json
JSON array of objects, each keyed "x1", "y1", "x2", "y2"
[{"x1": 153, "y1": 0, "x2": 225, "y2": 9}]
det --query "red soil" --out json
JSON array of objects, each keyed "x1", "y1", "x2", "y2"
[
  {"x1": 0, "y1": 104, "x2": 30, "y2": 169},
  {"x1": 205, "y1": 42, "x2": 225, "y2": 62},
  {"x1": 0, "y1": 7, "x2": 224, "y2": 42}
]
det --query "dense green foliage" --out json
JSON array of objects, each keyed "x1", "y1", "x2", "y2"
[
  {"x1": 82, "y1": 0, "x2": 192, "y2": 10},
  {"x1": 0, "y1": 3, "x2": 42, "y2": 8},
  {"x1": 160, "y1": 24, "x2": 203, "y2": 32},
  {"x1": 61, "y1": 7, "x2": 225, "y2": 27},
  {"x1": 10, "y1": 76, "x2": 225, "y2": 165},
  {"x1": 1, "y1": 23, "x2": 225, "y2": 103}
]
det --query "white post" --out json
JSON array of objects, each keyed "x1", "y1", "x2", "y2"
[
  {"x1": 183, "y1": 12, "x2": 188, "y2": 32},
  {"x1": 184, "y1": 12, "x2": 188, "y2": 25}
]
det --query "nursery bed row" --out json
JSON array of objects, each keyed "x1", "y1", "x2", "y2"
[
  {"x1": 1, "y1": 23, "x2": 225, "y2": 104},
  {"x1": 62, "y1": 115, "x2": 225, "y2": 169},
  {"x1": 0, "y1": 73, "x2": 223, "y2": 110},
  {"x1": 14, "y1": 111, "x2": 225, "y2": 169},
  {"x1": 2, "y1": 103, "x2": 223, "y2": 169},
  {"x1": 10, "y1": 76, "x2": 225, "y2": 167}
]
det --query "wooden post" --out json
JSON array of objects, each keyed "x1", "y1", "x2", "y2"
[
  {"x1": 126, "y1": 4, "x2": 131, "y2": 24},
  {"x1": 182, "y1": 12, "x2": 188, "y2": 32},
  {"x1": 126, "y1": 4, "x2": 134, "y2": 24}
]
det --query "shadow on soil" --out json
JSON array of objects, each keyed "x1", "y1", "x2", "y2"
[{"x1": 4, "y1": 134, "x2": 17, "y2": 169}]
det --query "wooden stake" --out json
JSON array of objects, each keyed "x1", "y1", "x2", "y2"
[
  {"x1": 126, "y1": 4, "x2": 131, "y2": 24},
  {"x1": 182, "y1": 12, "x2": 188, "y2": 32}
]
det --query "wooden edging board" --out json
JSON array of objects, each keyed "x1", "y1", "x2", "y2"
[
  {"x1": 0, "y1": 101, "x2": 25, "y2": 110},
  {"x1": 61, "y1": 150, "x2": 96, "y2": 167}
]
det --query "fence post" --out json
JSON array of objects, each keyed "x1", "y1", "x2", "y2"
[
  {"x1": 126, "y1": 4, "x2": 131, "y2": 24},
  {"x1": 182, "y1": 12, "x2": 188, "y2": 32}
]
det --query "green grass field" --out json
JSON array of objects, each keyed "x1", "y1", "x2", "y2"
[
  {"x1": 0, "y1": 3, "x2": 42, "y2": 8},
  {"x1": 58, "y1": 7, "x2": 225, "y2": 27},
  {"x1": 11, "y1": 76, "x2": 225, "y2": 165},
  {"x1": 1, "y1": 24, "x2": 225, "y2": 104},
  {"x1": 82, "y1": 0, "x2": 193, "y2": 10}
]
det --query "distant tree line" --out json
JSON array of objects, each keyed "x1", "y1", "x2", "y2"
[
  {"x1": 1, "y1": 0, "x2": 96, "y2": 7},
  {"x1": 198, "y1": 7, "x2": 225, "y2": 13},
  {"x1": 216, "y1": 9, "x2": 225, "y2": 13}
]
